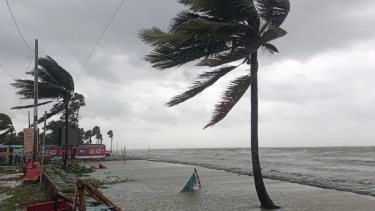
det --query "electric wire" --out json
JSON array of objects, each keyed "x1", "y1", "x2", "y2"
[{"x1": 75, "y1": 0, "x2": 125, "y2": 83}]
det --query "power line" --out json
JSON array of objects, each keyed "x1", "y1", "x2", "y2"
[
  {"x1": 75, "y1": 0, "x2": 125, "y2": 83},
  {"x1": 5, "y1": 0, "x2": 34, "y2": 53},
  {"x1": 25, "y1": 54, "x2": 34, "y2": 79},
  {"x1": 20, "y1": 54, "x2": 34, "y2": 116},
  {"x1": 0, "y1": 63, "x2": 15, "y2": 79}
]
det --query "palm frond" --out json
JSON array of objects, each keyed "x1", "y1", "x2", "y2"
[
  {"x1": 138, "y1": 27, "x2": 176, "y2": 47},
  {"x1": 175, "y1": 19, "x2": 256, "y2": 39},
  {"x1": 256, "y1": 0, "x2": 290, "y2": 27},
  {"x1": 169, "y1": 10, "x2": 221, "y2": 32},
  {"x1": 260, "y1": 26, "x2": 287, "y2": 43},
  {"x1": 11, "y1": 101, "x2": 55, "y2": 110},
  {"x1": 11, "y1": 79, "x2": 68, "y2": 100},
  {"x1": 196, "y1": 27, "x2": 285, "y2": 68},
  {"x1": 262, "y1": 43, "x2": 279, "y2": 54},
  {"x1": 107, "y1": 130, "x2": 113, "y2": 137},
  {"x1": 197, "y1": 48, "x2": 250, "y2": 67},
  {"x1": 38, "y1": 56, "x2": 74, "y2": 92},
  {"x1": 144, "y1": 41, "x2": 231, "y2": 70},
  {"x1": 0, "y1": 128, "x2": 13, "y2": 138},
  {"x1": 166, "y1": 66, "x2": 238, "y2": 107},
  {"x1": 179, "y1": 0, "x2": 259, "y2": 23},
  {"x1": 204, "y1": 73, "x2": 255, "y2": 128},
  {"x1": 140, "y1": 21, "x2": 250, "y2": 68},
  {"x1": 0, "y1": 113, "x2": 12, "y2": 125}
]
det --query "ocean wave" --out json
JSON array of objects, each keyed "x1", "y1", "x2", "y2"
[{"x1": 127, "y1": 156, "x2": 375, "y2": 198}]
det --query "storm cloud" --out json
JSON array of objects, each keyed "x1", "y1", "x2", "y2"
[{"x1": 1, "y1": 0, "x2": 375, "y2": 149}]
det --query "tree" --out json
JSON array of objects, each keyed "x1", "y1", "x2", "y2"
[
  {"x1": 84, "y1": 130, "x2": 94, "y2": 144},
  {"x1": 139, "y1": 0, "x2": 290, "y2": 208},
  {"x1": 107, "y1": 130, "x2": 113, "y2": 152},
  {"x1": 11, "y1": 56, "x2": 75, "y2": 168},
  {"x1": 92, "y1": 126, "x2": 100, "y2": 144},
  {"x1": 0, "y1": 113, "x2": 15, "y2": 153},
  {"x1": 79, "y1": 128, "x2": 85, "y2": 145},
  {"x1": 60, "y1": 93, "x2": 86, "y2": 128},
  {"x1": 96, "y1": 133, "x2": 103, "y2": 144},
  {"x1": 84, "y1": 126, "x2": 100, "y2": 144}
]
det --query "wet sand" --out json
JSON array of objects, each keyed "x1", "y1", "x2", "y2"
[{"x1": 87, "y1": 160, "x2": 375, "y2": 211}]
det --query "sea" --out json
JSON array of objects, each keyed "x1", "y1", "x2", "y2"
[{"x1": 125, "y1": 147, "x2": 375, "y2": 196}]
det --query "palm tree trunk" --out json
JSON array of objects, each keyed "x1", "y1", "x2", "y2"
[
  {"x1": 110, "y1": 137, "x2": 113, "y2": 153},
  {"x1": 9, "y1": 130, "x2": 13, "y2": 154},
  {"x1": 63, "y1": 102, "x2": 69, "y2": 168},
  {"x1": 250, "y1": 51, "x2": 279, "y2": 209}
]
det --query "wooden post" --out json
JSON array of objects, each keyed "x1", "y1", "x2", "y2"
[
  {"x1": 124, "y1": 146, "x2": 126, "y2": 163},
  {"x1": 146, "y1": 146, "x2": 150, "y2": 164},
  {"x1": 53, "y1": 193, "x2": 58, "y2": 211},
  {"x1": 194, "y1": 168, "x2": 201, "y2": 188},
  {"x1": 78, "y1": 181, "x2": 85, "y2": 211},
  {"x1": 72, "y1": 186, "x2": 78, "y2": 211}
]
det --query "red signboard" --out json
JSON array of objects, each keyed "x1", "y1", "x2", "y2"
[
  {"x1": 23, "y1": 129, "x2": 34, "y2": 154},
  {"x1": 43, "y1": 145, "x2": 106, "y2": 159}
]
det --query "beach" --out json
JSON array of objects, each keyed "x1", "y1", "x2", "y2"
[{"x1": 86, "y1": 160, "x2": 375, "y2": 211}]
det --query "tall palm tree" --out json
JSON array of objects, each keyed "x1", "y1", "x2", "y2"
[
  {"x1": 11, "y1": 56, "x2": 75, "y2": 168},
  {"x1": 0, "y1": 113, "x2": 15, "y2": 154},
  {"x1": 139, "y1": 0, "x2": 290, "y2": 208},
  {"x1": 107, "y1": 130, "x2": 113, "y2": 152}
]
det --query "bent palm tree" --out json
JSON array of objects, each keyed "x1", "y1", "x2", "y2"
[
  {"x1": 11, "y1": 56, "x2": 74, "y2": 167},
  {"x1": 84, "y1": 130, "x2": 94, "y2": 144},
  {"x1": 0, "y1": 113, "x2": 15, "y2": 153},
  {"x1": 139, "y1": 0, "x2": 290, "y2": 208},
  {"x1": 107, "y1": 130, "x2": 113, "y2": 152}
]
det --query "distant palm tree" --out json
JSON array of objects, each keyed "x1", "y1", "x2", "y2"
[
  {"x1": 139, "y1": 0, "x2": 290, "y2": 208},
  {"x1": 107, "y1": 130, "x2": 113, "y2": 152},
  {"x1": 84, "y1": 130, "x2": 93, "y2": 144},
  {"x1": 0, "y1": 113, "x2": 15, "y2": 153},
  {"x1": 11, "y1": 56, "x2": 75, "y2": 167},
  {"x1": 92, "y1": 126, "x2": 100, "y2": 144},
  {"x1": 96, "y1": 133, "x2": 103, "y2": 144}
]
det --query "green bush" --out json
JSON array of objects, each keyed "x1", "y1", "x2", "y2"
[{"x1": 65, "y1": 163, "x2": 93, "y2": 176}]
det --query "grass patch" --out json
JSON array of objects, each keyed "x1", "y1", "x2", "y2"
[
  {"x1": 84, "y1": 176, "x2": 135, "y2": 189},
  {"x1": 65, "y1": 163, "x2": 93, "y2": 177},
  {"x1": 0, "y1": 183, "x2": 50, "y2": 211}
]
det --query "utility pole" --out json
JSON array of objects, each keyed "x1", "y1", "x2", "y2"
[
  {"x1": 32, "y1": 39, "x2": 38, "y2": 169},
  {"x1": 39, "y1": 111, "x2": 47, "y2": 189}
]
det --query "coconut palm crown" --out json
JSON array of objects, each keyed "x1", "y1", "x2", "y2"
[
  {"x1": 11, "y1": 56, "x2": 74, "y2": 167},
  {"x1": 0, "y1": 113, "x2": 15, "y2": 139},
  {"x1": 139, "y1": 0, "x2": 290, "y2": 209},
  {"x1": 11, "y1": 56, "x2": 74, "y2": 123}
]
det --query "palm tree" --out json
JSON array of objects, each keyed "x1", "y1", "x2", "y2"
[
  {"x1": 0, "y1": 113, "x2": 15, "y2": 154},
  {"x1": 96, "y1": 133, "x2": 103, "y2": 144},
  {"x1": 92, "y1": 126, "x2": 100, "y2": 144},
  {"x1": 139, "y1": 0, "x2": 290, "y2": 208},
  {"x1": 107, "y1": 130, "x2": 113, "y2": 153},
  {"x1": 84, "y1": 130, "x2": 93, "y2": 144},
  {"x1": 84, "y1": 126, "x2": 100, "y2": 144},
  {"x1": 11, "y1": 56, "x2": 75, "y2": 168}
]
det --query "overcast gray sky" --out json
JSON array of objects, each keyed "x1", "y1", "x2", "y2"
[{"x1": 1, "y1": 0, "x2": 374, "y2": 149}]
